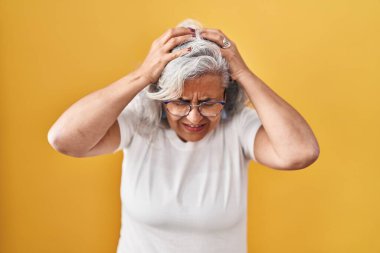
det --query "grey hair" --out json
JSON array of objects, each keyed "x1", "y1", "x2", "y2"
[{"x1": 127, "y1": 19, "x2": 247, "y2": 137}]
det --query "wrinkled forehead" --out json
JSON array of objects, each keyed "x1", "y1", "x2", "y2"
[{"x1": 181, "y1": 74, "x2": 225, "y2": 99}]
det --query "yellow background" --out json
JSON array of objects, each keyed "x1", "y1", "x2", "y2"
[{"x1": 1, "y1": 0, "x2": 379, "y2": 252}]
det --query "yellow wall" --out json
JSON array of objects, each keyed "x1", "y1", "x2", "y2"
[{"x1": 1, "y1": 0, "x2": 379, "y2": 252}]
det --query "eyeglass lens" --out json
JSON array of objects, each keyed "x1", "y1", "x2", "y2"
[{"x1": 166, "y1": 101, "x2": 223, "y2": 117}]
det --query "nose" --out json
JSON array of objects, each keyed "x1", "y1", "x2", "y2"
[{"x1": 186, "y1": 106, "x2": 203, "y2": 124}]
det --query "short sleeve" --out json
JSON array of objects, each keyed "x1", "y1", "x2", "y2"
[
  {"x1": 234, "y1": 107, "x2": 263, "y2": 161},
  {"x1": 113, "y1": 106, "x2": 139, "y2": 153}
]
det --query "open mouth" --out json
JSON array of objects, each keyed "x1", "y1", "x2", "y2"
[{"x1": 182, "y1": 123, "x2": 207, "y2": 132}]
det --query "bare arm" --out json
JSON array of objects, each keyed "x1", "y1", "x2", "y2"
[
  {"x1": 48, "y1": 27, "x2": 195, "y2": 157},
  {"x1": 200, "y1": 28, "x2": 320, "y2": 170},
  {"x1": 47, "y1": 71, "x2": 148, "y2": 157},
  {"x1": 237, "y1": 71, "x2": 320, "y2": 170}
]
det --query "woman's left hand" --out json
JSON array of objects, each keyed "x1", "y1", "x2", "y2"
[{"x1": 199, "y1": 28, "x2": 252, "y2": 81}]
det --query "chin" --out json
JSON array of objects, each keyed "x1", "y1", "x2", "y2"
[{"x1": 181, "y1": 133, "x2": 206, "y2": 142}]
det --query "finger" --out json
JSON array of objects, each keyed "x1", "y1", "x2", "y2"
[
  {"x1": 159, "y1": 27, "x2": 195, "y2": 45},
  {"x1": 162, "y1": 34, "x2": 195, "y2": 52},
  {"x1": 199, "y1": 28, "x2": 230, "y2": 48},
  {"x1": 166, "y1": 46, "x2": 192, "y2": 61}
]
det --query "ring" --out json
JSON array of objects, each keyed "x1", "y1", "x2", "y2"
[{"x1": 222, "y1": 37, "x2": 231, "y2": 48}]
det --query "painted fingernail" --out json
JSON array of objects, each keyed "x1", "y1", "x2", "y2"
[
  {"x1": 188, "y1": 27, "x2": 195, "y2": 33},
  {"x1": 182, "y1": 47, "x2": 192, "y2": 56}
]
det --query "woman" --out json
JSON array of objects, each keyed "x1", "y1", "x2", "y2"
[{"x1": 48, "y1": 19, "x2": 319, "y2": 253}]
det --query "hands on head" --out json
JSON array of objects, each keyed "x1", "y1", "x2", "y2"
[
  {"x1": 137, "y1": 27, "x2": 195, "y2": 85},
  {"x1": 47, "y1": 21, "x2": 251, "y2": 157},
  {"x1": 136, "y1": 25, "x2": 251, "y2": 86}
]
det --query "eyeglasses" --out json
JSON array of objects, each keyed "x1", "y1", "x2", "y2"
[{"x1": 163, "y1": 100, "x2": 226, "y2": 117}]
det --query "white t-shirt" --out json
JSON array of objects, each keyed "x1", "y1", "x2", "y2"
[{"x1": 115, "y1": 107, "x2": 262, "y2": 253}]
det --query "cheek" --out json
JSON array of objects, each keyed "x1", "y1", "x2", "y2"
[
  {"x1": 208, "y1": 117, "x2": 221, "y2": 129},
  {"x1": 166, "y1": 116, "x2": 176, "y2": 127},
  {"x1": 166, "y1": 114, "x2": 181, "y2": 129}
]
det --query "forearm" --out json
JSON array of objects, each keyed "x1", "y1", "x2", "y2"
[
  {"x1": 237, "y1": 70, "x2": 320, "y2": 163},
  {"x1": 48, "y1": 70, "x2": 148, "y2": 154}
]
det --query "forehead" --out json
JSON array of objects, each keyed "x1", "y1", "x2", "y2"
[{"x1": 182, "y1": 74, "x2": 224, "y2": 98}]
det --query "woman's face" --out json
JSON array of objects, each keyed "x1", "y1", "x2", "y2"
[{"x1": 165, "y1": 74, "x2": 225, "y2": 142}]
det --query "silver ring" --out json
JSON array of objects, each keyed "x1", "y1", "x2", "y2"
[{"x1": 222, "y1": 37, "x2": 231, "y2": 48}]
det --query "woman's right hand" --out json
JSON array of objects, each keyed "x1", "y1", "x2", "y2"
[{"x1": 136, "y1": 27, "x2": 195, "y2": 84}]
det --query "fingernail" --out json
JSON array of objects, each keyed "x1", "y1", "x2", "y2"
[
  {"x1": 188, "y1": 27, "x2": 195, "y2": 33},
  {"x1": 182, "y1": 47, "x2": 192, "y2": 56}
]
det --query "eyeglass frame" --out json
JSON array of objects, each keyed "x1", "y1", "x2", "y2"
[{"x1": 162, "y1": 99, "x2": 226, "y2": 117}]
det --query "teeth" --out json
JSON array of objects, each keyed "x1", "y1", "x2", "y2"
[{"x1": 185, "y1": 124, "x2": 203, "y2": 127}]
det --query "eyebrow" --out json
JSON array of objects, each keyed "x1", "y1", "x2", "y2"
[{"x1": 179, "y1": 97, "x2": 217, "y2": 102}]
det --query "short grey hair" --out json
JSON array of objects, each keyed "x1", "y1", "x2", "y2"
[{"x1": 126, "y1": 19, "x2": 247, "y2": 136}]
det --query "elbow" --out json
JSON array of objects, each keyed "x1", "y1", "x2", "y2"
[
  {"x1": 47, "y1": 129, "x2": 85, "y2": 158},
  {"x1": 47, "y1": 128, "x2": 61, "y2": 151},
  {"x1": 47, "y1": 129, "x2": 68, "y2": 155},
  {"x1": 284, "y1": 146, "x2": 320, "y2": 170}
]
